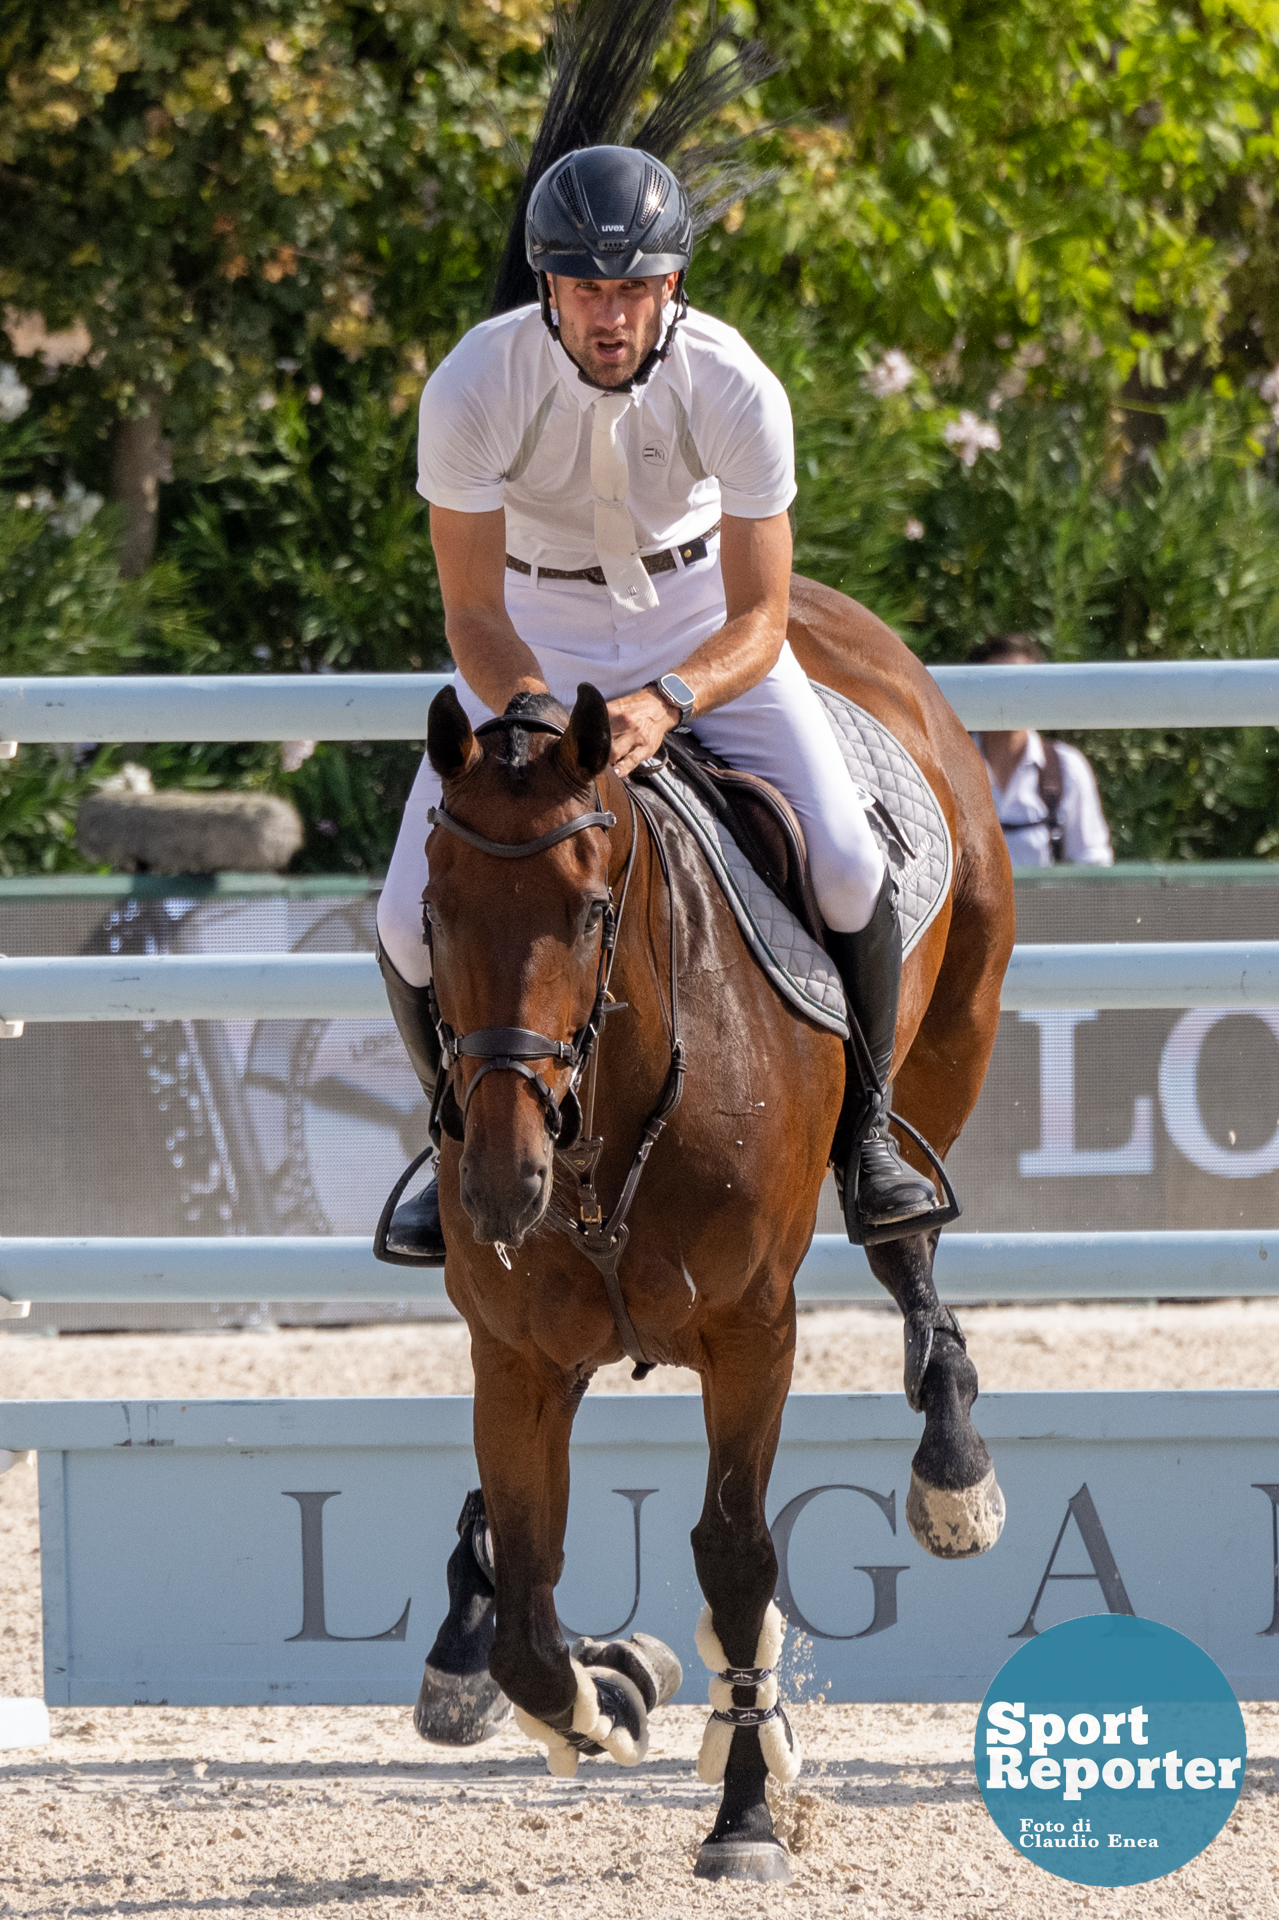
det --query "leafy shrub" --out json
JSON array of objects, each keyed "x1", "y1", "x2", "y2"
[{"x1": 0, "y1": 413, "x2": 201, "y2": 873}]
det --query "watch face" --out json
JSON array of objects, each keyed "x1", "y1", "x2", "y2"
[{"x1": 661, "y1": 674, "x2": 694, "y2": 709}]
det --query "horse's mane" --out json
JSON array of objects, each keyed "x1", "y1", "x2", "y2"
[{"x1": 489, "y1": 0, "x2": 781, "y2": 317}]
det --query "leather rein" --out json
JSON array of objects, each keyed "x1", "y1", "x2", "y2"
[{"x1": 423, "y1": 715, "x2": 684, "y2": 1378}]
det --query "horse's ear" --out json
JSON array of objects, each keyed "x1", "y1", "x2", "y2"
[
  {"x1": 427, "y1": 686, "x2": 483, "y2": 780},
  {"x1": 557, "y1": 682, "x2": 613, "y2": 784}
]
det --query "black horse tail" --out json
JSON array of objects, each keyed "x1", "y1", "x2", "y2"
[{"x1": 489, "y1": 0, "x2": 780, "y2": 317}]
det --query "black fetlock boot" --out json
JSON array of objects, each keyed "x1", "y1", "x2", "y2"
[
  {"x1": 825, "y1": 874, "x2": 948, "y2": 1244},
  {"x1": 375, "y1": 948, "x2": 446, "y2": 1265}
]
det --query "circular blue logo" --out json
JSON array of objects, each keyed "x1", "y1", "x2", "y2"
[{"x1": 976, "y1": 1615, "x2": 1246, "y2": 1886}]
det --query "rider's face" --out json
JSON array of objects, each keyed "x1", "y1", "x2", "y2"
[{"x1": 549, "y1": 272, "x2": 680, "y2": 387}]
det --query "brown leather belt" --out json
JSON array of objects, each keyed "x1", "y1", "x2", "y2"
[{"x1": 506, "y1": 522, "x2": 720, "y2": 587}]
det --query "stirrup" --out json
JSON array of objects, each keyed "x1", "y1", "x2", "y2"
[
  {"x1": 373, "y1": 1144, "x2": 444, "y2": 1267},
  {"x1": 845, "y1": 1111, "x2": 961, "y2": 1248}
]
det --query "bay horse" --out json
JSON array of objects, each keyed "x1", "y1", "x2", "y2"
[{"x1": 413, "y1": 577, "x2": 1013, "y2": 1882}]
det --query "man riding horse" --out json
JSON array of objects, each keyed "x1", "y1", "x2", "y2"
[{"x1": 375, "y1": 144, "x2": 948, "y2": 1260}]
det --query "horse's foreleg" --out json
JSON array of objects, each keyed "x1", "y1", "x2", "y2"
[
  {"x1": 691, "y1": 1319, "x2": 799, "y2": 1884},
  {"x1": 866, "y1": 1232, "x2": 1005, "y2": 1558},
  {"x1": 470, "y1": 1342, "x2": 656, "y2": 1776}
]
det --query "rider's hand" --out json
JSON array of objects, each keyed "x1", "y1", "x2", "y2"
[{"x1": 607, "y1": 685, "x2": 680, "y2": 778}]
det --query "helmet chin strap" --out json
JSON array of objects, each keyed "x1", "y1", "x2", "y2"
[{"x1": 538, "y1": 271, "x2": 689, "y2": 393}]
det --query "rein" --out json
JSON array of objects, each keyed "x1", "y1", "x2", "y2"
[{"x1": 423, "y1": 719, "x2": 685, "y2": 1378}]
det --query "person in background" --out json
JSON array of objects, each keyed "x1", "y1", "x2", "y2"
[{"x1": 970, "y1": 634, "x2": 1114, "y2": 867}]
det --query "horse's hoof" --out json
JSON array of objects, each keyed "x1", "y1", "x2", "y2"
[
  {"x1": 906, "y1": 1465, "x2": 1005, "y2": 1559},
  {"x1": 570, "y1": 1630, "x2": 682, "y2": 1710},
  {"x1": 413, "y1": 1661, "x2": 512, "y2": 1746},
  {"x1": 694, "y1": 1840, "x2": 793, "y2": 1884}
]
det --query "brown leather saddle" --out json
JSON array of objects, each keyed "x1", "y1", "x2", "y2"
[{"x1": 655, "y1": 732, "x2": 825, "y2": 944}]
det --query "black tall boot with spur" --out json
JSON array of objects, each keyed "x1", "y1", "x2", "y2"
[{"x1": 825, "y1": 873, "x2": 949, "y2": 1243}]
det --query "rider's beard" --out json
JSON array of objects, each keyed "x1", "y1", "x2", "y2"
[{"x1": 554, "y1": 300, "x2": 663, "y2": 389}]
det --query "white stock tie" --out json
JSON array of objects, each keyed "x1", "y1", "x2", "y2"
[{"x1": 590, "y1": 391, "x2": 659, "y2": 615}]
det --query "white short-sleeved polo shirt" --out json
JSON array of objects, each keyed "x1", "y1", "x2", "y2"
[
  {"x1": 417, "y1": 302, "x2": 796, "y2": 570},
  {"x1": 977, "y1": 730, "x2": 1115, "y2": 867}
]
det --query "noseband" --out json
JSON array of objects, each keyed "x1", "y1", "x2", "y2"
[{"x1": 423, "y1": 717, "x2": 624, "y2": 1151}]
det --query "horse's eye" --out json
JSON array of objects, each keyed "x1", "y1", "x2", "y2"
[
  {"x1": 582, "y1": 899, "x2": 606, "y2": 934},
  {"x1": 424, "y1": 903, "x2": 442, "y2": 929}
]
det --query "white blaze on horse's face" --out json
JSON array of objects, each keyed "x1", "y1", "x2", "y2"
[
  {"x1": 426, "y1": 755, "x2": 613, "y2": 1252},
  {"x1": 549, "y1": 271, "x2": 679, "y2": 388}
]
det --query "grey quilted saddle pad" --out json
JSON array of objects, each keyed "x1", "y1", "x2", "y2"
[{"x1": 644, "y1": 680, "x2": 954, "y2": 1040}]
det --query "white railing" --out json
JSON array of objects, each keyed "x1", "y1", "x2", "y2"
[
  {"x1": 0, "y1": 1230, "x2": 1273, "y2": 1306},
  {"x1": 0, "y1": 660, "x2": 1275, "y2": 1313},
  {"x1": 1, "y1": 658, "x2": 1278, "y2": 740},
  {"x1": 0, "y1": 941, "x2": 1275, "y2": 1022}
]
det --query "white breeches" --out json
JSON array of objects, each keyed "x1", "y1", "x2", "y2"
[{"x1": 377, "y1": 543, "x2": 885, "y2": 987}]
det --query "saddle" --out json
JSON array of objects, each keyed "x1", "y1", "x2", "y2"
[{"x1": 656, "y1": 732, "x2": 825, "y2": 946}]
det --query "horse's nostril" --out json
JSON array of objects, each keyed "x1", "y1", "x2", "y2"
[{"x1": 459, "y1": 1152, "x2": 551, "y2": 1245}]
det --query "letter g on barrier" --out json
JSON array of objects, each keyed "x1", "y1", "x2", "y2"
[{"x1": 770, "y1": 1484, "x2": 908, "y2": 1639}]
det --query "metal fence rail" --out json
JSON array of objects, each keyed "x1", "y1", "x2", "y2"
[
  {"x1": 2, "y1": 941, "x2": 1277, "y2": 1022},
  {"x1": 2, "y1": 659, "x2": 1279, "y2": 740},
  {"x1": 1, "y1": 1230, "x2": 1274, "y2": 1306}
]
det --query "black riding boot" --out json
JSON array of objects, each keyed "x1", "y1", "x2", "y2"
[
  {"x1": 377, "y1": 948, "x2": 446, "y2": 1264},
  {"x1": 825, "y1": 874, "x2": 943, "y2": 1243}
]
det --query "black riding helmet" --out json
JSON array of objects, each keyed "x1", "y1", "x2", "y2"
[{"x1": 525, "y1": 145, "x2": 693, "y2": 388}]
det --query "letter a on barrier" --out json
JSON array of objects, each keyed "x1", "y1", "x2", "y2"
[
  {"x1": 283, "y1": 1492, "x2": 411, "y2": 1643},
  {"x1": 1011, "y1": 1484, "x2": 1134, "y2": 1640}
]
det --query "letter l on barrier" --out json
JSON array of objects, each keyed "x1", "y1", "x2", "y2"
[
  {"x1": 1018, "y1": 1012, "x2": 1154, "y2": 1177},
  {"x1": 283, "y1": 1492, "x2": 411, "y2": 1643}
]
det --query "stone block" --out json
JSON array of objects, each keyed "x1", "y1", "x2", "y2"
[{"x1": 77, "y1": 790, "x2": 304, "y2": 874}]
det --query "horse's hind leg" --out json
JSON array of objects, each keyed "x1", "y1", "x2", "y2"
[
  {"x1": 414, "y1": 1489, "x2": 513, "y2": 1745},
  {"x1": 865, "y1": 1232, "x2": 1005, "y2": 1557},
  {"x1": 877, "y1": 860, "x2": 1010, "y2": 1559},
  {"x1": 691, "y1": 1310, "x2": 801, "y2": 1884}
]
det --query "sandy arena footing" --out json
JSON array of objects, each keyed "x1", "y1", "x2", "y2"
[{"x1": 0, "y1": 1303, "x2": 1276, "y2": 1918}]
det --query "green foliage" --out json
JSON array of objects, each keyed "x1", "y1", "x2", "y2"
[
  {"x1": 6, "y1": 0, "x2": 1279, "y2": 871},
  {"x1": 153, "y1": 380, "x2": 445, "y2": 871},
  {"x1": 790, "y1": 373, "x2": 1279, "y2": 855},
  {"x1": 0, "y1": 414, "x2": 201, "y2": 872}
]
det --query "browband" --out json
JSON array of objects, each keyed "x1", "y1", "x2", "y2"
[{"x1": 426, "y1": 804, "x2": 616, "y2": 860}]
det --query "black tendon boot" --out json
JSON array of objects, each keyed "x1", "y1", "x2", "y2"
[
  {"x1": 825, "y1": 875, "x2": 945, "y2": 1243},
  {"x1": 375, "y1": 948, "x2": 446, "y2": 1264}
]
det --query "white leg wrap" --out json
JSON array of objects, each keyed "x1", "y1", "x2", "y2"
[
  {"x1": 513, "y1": 1659, "x2": 649, "y2": 1776},
  {"x1": 694, "y1": 1601, "x2": 801, "y2": 1786}
]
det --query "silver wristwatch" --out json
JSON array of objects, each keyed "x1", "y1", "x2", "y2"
[{"x1": 652, "y1": 672, "x2": 696, "y2": 727}]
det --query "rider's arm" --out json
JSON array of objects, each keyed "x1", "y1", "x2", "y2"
[
  {"x1": 429, "y1": 505, "x2": 550, "y2": 713},
  {"x1": 607, "y1": 509, "x2": 792, "y2": 779}
]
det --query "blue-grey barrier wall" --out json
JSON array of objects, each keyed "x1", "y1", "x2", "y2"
[{"x1": 3, "y1": 1392, "x2": 1277, "y2": 1708}]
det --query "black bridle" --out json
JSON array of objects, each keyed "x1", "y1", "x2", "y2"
[
  {"x1": 421, "y1": 718, "x2": 627, "y2": 1153},
  {"x1": 416, "y1": 712, "x2": 684, "y2": 1378}
]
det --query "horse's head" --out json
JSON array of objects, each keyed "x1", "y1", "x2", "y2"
[{"x1": 425, "y1": 681, "x2": 617, "y2": 1250}]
